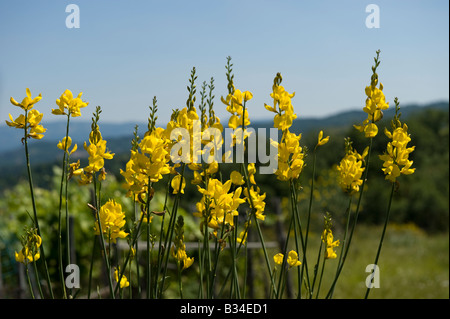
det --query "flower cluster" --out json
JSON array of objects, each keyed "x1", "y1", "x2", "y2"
[
  {"x1": 121, "y1": 128, "x2": 171, "y2": 199},
  {"x1": 266, "y1": 73, "x2": 305, "y2": 181},
  {"x1": 6, "y1": 88, "x2": 46, "y2": 140},
  {"x1": 336, "y1": 138, "x2": 368, "y2": 195},
  {"x1": 114, "y1": 268, "x2": 130, "y2": 289},
  {"x1": 72, "y1": 107, "x2": 115, "y2": 184},
  {"x1": 379, "y1": 104, "x2": 415, "y2": 182},
  {"x1": 15, "y1": 228, "x2": 42, "y2": 264},
  {"x1": 93, "y1": 199, "x2": 129, "y2": 244},
  {"x1": 265, "y1": 73, "x2": 297, "y2": 131},
  {"x1": 273, "y1": 250, "x2": 302, "y2": 268},
  {"x1": 194, "y1": 179, "x2": 246, "y2": 232},
  {"x1": 51, "y1": 89, "x2": 88, "y2": 117},
  {"x1": 354, "y1": 50, "x2": 389, "y2": 138},
  {"x1": 171, "y1": 216, "x2": 194, "y2": 270}
]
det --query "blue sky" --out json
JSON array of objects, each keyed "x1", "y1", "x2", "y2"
[{"x1": 0, "y1": 0, "x2": 448, "y2": 125}]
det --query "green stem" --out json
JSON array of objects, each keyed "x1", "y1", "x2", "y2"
[
  {"x1": 25, "y1": 265, "x2": 35, "y2": 299},
  {"x1": 325, "y1": 137, "x2": 373, "y2": 298},
  {"x1": 93, "y1": 175, "x2": 115, "y2": 299},
  {"x1": 23, "y1": 109, "x2": 54, "y2": 299},
  {"x1": 301, "y1": 149, "x2": 317, "y2": 297},
  {"x1": 315, "y1": 252, "x2": 327, "y2": 299},
  {"x1": 310, "y1": 240, "x2": 323, "y2": 298},
  {"x1": 290, "y1": 180, "x2": 312, "y2": 297},
  {"x1": 146, "y1": 179, "x2": 153, "y2": 299},
  {"x1": 158, "y1": 163, "x2": 186, "y2": 298},
  {"x1": 57, "y1": 143, "x2": 68, "y2": 299},
  {"x1": 87, "y1": 234, "x2": 97, "y2": 299},
  {"x1": 114, "y1": 206, "x2": 146, "y2": 295},
  {"x1": 31, "y1": 256, "x2": 44, "y2": 299},
  {"x1": 364, "y1": 182, "x2": 395, "y2": 299}
]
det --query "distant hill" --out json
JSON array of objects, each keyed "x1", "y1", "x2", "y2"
[{"x1": 0, "y1": 101, "x2": 447, "y2": 169}]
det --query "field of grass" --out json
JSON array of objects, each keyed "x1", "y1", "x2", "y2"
[
  {"x1": 297, "y1": 223, "x2": 449, "y2": 299},
  {"x1": 162, "y1": 222, "x2": 449, "y2": 300}
]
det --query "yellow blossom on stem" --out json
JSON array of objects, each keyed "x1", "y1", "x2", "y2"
[
  {"x1": 94, "y1": 199, "x2": 128, "y2": 244},
  {"x1": 287, "y1": 250, "x2": 302, "y2": 267},
  {"x1": 52, "y1": 89, "x2": 88, "y2": 117},
  {"x1": 10, "y1": 88, "x2": 42, "y2": 111},
  {"x1": 230, "y1": 170, "x2": 245, "y2": 185},
  {"x1": 273, "y1": 253, "x2": 284, "y2": 265},
  {"x1": 336, "y1": 138, "x2": 368, "y2": 195},
  {"x1": 379, "y1": 101, "x2": 416, "y2": 182},
  {"x1": 114, "y1": 268, "x2": 130, "y2": 289},
  {"x1": 321, "y1": 229, "x2": 340, "y2": 259},
  {"x1": 171, "y1": 174, "x2": 186, "y2": 194},
  {"x1": 6, "y1": 89, "x2": 47, "y2": 140},
  {"x1": 354, "y1": 50, "x2": 389, "y2": 138},
  {"x1": 57, "y1": 136, "x2": 77, "y2": 155},
  {"x1": 317, "y1": 130, "x2": 330, "y2": 147},
  {"x1": 15, "y1": 228, "x2": 42, "y2": 264}
]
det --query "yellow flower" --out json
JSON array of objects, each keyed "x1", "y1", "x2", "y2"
[
  {"x1": 354, "y1": 51, "x2": 389, "y2": 138},
  {"x1": 171, "y1": 216, "x2": 194, "y2": 270},
  {"x1": 195, "y1": 179, "x2": 246, "y2": 229},
  {"x1": 237, "y1": 221, "x2": 251, "y2": 244},
  {"x1": 52, "y1": 89, "x2": 88, "y2": 117},
  {"x1": 114, "y1": 268, "x2": 130, "y2": 289},
  {"x1": 337, "y1": 140, "x2": 368, "y2": 195},
  {"x1": 271, "y1": 131, "x2": 305, "y2": 181},
  {"x1": 266, "y1": 75, "x2": 297, "y2": 132},
  {"x1": 247, "y1": 163, "x2": 257, "y2": 185},
  {"x1": 321, "y1": 230, "x2": 340, "y2": 259},
  {"x1": 94, "y1": 199, "x2": 128, "y2": 243},
  {"x1": 57, "y1": 136, "x2": 77, "y2": 155},
  {"x1": 287, "y1": 250, "x2": 302, "y2": 267},
  {"x1": 6, "y1": 109, "x2": 47, "y2": 140},
  {"x1": 15, "y1": 229, "x2": 42, "y2": 264},
  {"x1": 171, "y1": 174, "x2": 186, "y2": 194},
  {"x1": 317, "y1": 130, "x2": 330, "y2": 147},
  {"x1": 10, "y1": 88, "x2": 42, "y2": 111},
  {"x1": 273, "y1": 253, "x2": 284, "y2": 265},
  {"x1": 379, "y1": 123, "x2": 415, "y2": 182},
  {"x1": 83, "y1": 132, "x2": 115, "y2": 174},
  {"x1": 243, "y1": 186, "x2": 266, "y2": 221},
  {"x1": 230, "y1": 170, "x2": 245, "y2": 185}
]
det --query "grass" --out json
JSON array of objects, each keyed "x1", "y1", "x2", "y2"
[
  {"x1": 305, "y1": 223, "x2": 449, "y2": 299},
  {"x1": 168, "y1": 222, "x2": 449, "y2": 299}
]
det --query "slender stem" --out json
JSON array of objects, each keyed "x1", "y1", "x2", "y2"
[
  {"x1": 146, "y1": 179, "x2": 153, "y2": 299},
  {"x1": 114, "y1": 206, "x2": 146, "y2": 295},
  {"x1": 25, "y1": 265, "x2": 35, "y2": 299},
  {"x1": 290, "y1": 180, "x2": 312, "y2": 297},
  {"x1": 334, "y1": 196, "x2": 353, "y2": 279},
  {"x1": 325, "y1": 137, "x2": 373, "y2": 298},
  {"x1": 177, "y1": 261, "x2": 183, "y2": 299},
  {"x1": 158, "y1": 163, "x2": 186, "y2": 298},
  {"x1": 87, "y1": 234, "x2": 97, "y2": 299},
  {"x1": 301, "y1": 149, "x2": 317, "y2": 297},
  {"x1": 315, "y1": 252, "x2": 327, "y2": 299},
  {"x1": 276, "y1": 214, "x2": 293, "y2": 299},
  {"x1": 57, "y1": 143, "x2": 68, "y2": 299},
  {"x1": 364, "y1": 182, "x2": 395, "y2": 299},
  {"x1": 23, "y1": 109, "x2": 54, "y2": 299},
  {"x1": 93, "y1": 175, "x2": 115, "y2": 299},
  {"x1": 65, "y1": 114, "x2": 72, "y2": 297},
  {"x1": 310, "y1": 240, "x2": 323, "y2": 298},
  {"x1": 31, "y1": 256, "x2": 44, "y2": 299}
]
